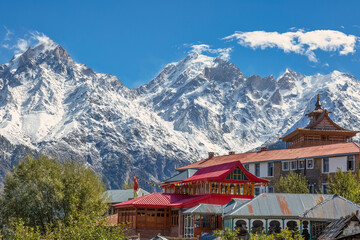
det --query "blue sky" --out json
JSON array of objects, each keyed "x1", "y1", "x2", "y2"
[{"x1": 1, "y1": 0, "x2": 360, "y2": 88}]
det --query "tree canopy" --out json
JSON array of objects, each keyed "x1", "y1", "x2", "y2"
[
  {"x1": 275, "y1": 171, "x2": 309, "y2": 194},
  {"x1": 0, "y1": 156, "x2": 108, "y2": 232},
  {"x1": 328, "y1": 169, "x2": 360, "y2": 204}
]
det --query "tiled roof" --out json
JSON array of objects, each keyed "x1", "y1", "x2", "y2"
[{"x1": 178, "y1": 142, "x2": 360, "y2": 170}]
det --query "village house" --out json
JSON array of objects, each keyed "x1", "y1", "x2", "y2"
[{"x1": 114, "y1": 161, "x2": 268, "y2": 238}]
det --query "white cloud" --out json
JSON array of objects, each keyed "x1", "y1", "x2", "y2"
[
  {"x1": 223, "y1": 30, "x2": 358, "y2": 62},
  {"x1": 1, "y1": 31, "x2": 56, "y2": 55},
  {"x1": 190, "y1": 44, "x2": 232, "y2": 61},
  {"x1": 4, "y1": 26, "x2": 14, "y2": 41}
]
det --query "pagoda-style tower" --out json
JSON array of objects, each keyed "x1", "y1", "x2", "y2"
[{"x1": 281, "y1": 95, "x2": 359, "y2": 149}]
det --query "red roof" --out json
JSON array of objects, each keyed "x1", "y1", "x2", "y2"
[
  {"x1": 181, "y1": 161, "x2": 268, "y2": 183},
  {"x1": 113, "y1": 192, "x2": 252, "y2": 209},
  {"x1": 178, "y1": 142, "x2": 360, "y2": 170}
]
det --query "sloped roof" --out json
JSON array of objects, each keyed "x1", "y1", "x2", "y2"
[
  {"x1": 303, "y1": 195, "x2": 360, "y2": 220},
  {"x1": 318, "y1": 214, "x2": 360, "y2": 240},
  {"x1": 183, "y1": 204, "x2": 223, "y2": 214},
  {"x1": 226, "y1": 193, "x2": 333, "y2": 218},
  {"x1": 306, "y1": 111, "x2": 345, "y2": 130},
  {"x1": 225, "y1": 194, "x2": 360, "y2": 220},
  {"x1": 177, "y1": 142, "x2": 360, "y2": 170},
  {"x1": 181, "y1": 161, "x2": 268, "y2": 183},
  {"x1": 183, "y1": 198, "x2": 250, "y2": 215},
  {"x1": 114, "y1": 192, "x2": 252, "y2": 209},
  {"x1": 104, "y1": 188, "x2": 150, "y2": 203},
  {"x1": 163, "y1": 169, "x2": 197, "y2": 183}
]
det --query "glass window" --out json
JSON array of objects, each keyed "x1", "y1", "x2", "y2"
[
  {"x1": 255, "y1": 187, "x2": 260, "y2": 196},
  {"x1": 323, "y1": 158, "x2": 329, "y2": 173},
  {"x1": 282, "y1": 161, "x2": 289, "y2": 171},
  {"x1": 268, "y1": 186, "x2": 274, "y2": 193},
  {"x1": 268, "y1": 162, "x2": 274, "y2": 177},
  {"x1": 307, "y1": 159, "x2": 314, "y2": 169},
  {"x1": 308, "y1": 184, "x2": 314, "y2": 194},
  {"x1": 244, "y1": 164, "x2": 249, "y2": 171},
  {"x1": 299, "y1": 160, "x2": 305, "y2": 169},
  {"x1": 290, "y1": 161, "x2": 297, "y2": 170},
  {"x1": 255, "y1": 163, "x2": 260, "y2": 177},
  {"x1": 347, "y1": 155, "x2": 354, "y2": 171},
  {"x1": 322, "y1": 184, "x2": 328, "y2": 194}
]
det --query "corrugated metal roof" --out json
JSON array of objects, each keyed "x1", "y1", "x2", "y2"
[
  {"x1": 178, "y1": 142, "x2": 359, "y2": 170},
  {"x1": 303, "y1": 195, "x2": 360, "y2": 220},
  {"x1": 318, "y1": 214, "x2": 360, "y2": 240},
  {"x1": 183, "y1": 204, "x2": 223, "y2": 214},
  {"x1": 163, "y1": 169, "x2": 197, "y2": 183},
  {"x1": 104, "y1": 188, "x2": 150, "y2": 203},
  {"x1": 223, "y1": 198, "x2": 250, "y2": 214},
  {"x1": 226, "y1": 193, "x2": 333, "y2": 218},
  {"x1": 183, "y1": 199, "x2": 250, "y2": 215},
  {"x1": 226, "y1": 194, "x2": 360, "y2": 220}
]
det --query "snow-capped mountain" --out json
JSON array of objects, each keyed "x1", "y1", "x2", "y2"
[{"x1": 0, "y1": 39, "x2": 359, "y2": 189}]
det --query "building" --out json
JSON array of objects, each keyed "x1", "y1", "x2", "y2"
[
  {"x1": 318, "y1": 213, "x2": 360, "y2": 240},
  {"x1": 114, "y1": 161, "x2": 268, "y2": 238},
  {"x1": 222, "y1": 193, "x2": 360, "y2": 240},
  {"x1": 178, "y1": 96, "x2": 360, "y2": 194},
  {"x1": 105, "y1": 188, "x2": 149, "y2": 214}
]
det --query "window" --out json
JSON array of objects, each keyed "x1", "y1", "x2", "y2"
[
  {"x1": 308, "y1": 184, "x2": 314, "y2": 194},
  {"x1": 268, "y1": 162, "x2": 274, "y2": 177},
  {"x1": 255, "y1": 163, "x2": 260, "y2": 177},
  {"x1": 322, "y1": 183, "x2": 328, "y2": 194},
  {"x1": 290, "y1": 161, "x2": 297, "y2": 170},
  {"x1": 347, "y1": 155, "x2": 354, "y2": 171},
  {"x1": 299, "y1": 160, "x2": 305, "y2": 169},
  {"x1": 268, "y1": 186, "x2": 274, "y2": 193},
  {"x1": 307, "y1": 159, "x2": 314, "y2": 169},
  {"x1": 244, "y1": 164, "x2": 249, "y2": 171},
  {"x1": 323, "y1": 158, "x2": 329, "y2": 173},
  {"x1": 255, "y1": 187, "x2": 260, "y2": 196},
  {"x1": 282, "y1": 161, "x2": 289, "y2": 171}
]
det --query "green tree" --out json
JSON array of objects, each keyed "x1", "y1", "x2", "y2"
[
  {"x1": 0, "y1": 155, "x2": 108, "y2": 232},
  {"x1": 275, "y1": 171, "x2": 309, "y2": 194},
  {"x1": 328, "y1": 169, "x2": 360, "y2": 204},
  {"x1": 214, "y1": 227, "x2": 239, "y2": 240}
]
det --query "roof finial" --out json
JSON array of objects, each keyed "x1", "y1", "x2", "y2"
[{"x1": 315, "y1": 94, "x2": 321, "y2": 110}]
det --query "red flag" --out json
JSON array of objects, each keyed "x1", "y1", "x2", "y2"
[{"x1": 134, "y1": 176, "x2": 139, "y2": 198}]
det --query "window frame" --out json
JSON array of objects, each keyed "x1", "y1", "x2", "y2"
[
  {"x1": 307, "y1": 159, "x2": 314, "y2": 169},
  {"x1": 347, "y1": 155, "x2": 355, "y2": 171},
  {"x1": 322, "y1": 158, "x2": 329, "y2": 173},
  {"x1": 255, "y1": 163, "x2": 260, "y2": 177},
  {"x1": 282, "y1": 161, "x2": 289, "y2": 171},
  {"x1": 322, "y1": 183, "x2": 328, "y2": 194},
  {"x1": 298, "y1": 160, "x2": 305, "y2": 169},
  {"x1": 244, "y1": 164, "x2": 250, "y2": 172},
  {"x1": 267, "y1": 162, "x2": 274, "y2": 177},
  {"x1": 290, "y1": 161, "x2": 297, "y2": 170}
]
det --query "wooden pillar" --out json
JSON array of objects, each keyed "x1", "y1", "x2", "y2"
[
  {"x1": 227, "y1": 184, "x2": 231, "y2": 195},
  {"x1": 251, "y1": 183, "x2": 255, "y2": 196},
  {"x1": 209, "y1": 182, "x2": 212, "y2": 194},
  {"x1": 217, "y1": 183, "x2": 221, "y2": 194},
  {"x1": 234, "y1": 184, "x2": 238, "y2": 195}
]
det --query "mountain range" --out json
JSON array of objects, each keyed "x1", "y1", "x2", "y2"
[{"x1": 0, "y1": 39, "x2": 359, "y2": 189}]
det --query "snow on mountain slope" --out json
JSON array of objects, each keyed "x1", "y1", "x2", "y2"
[{"x1": 0, "y1": 39, "x2": 359, "y2": 189}]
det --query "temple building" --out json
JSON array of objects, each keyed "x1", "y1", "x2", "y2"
[
  {"x1": 114, "y1": 161, "x2": 268, "y2": 238},
  {"x1": 281, "y1": 95, "x2": 359, "y2": 149}
]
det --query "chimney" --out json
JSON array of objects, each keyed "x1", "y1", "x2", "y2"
[
  {"x1": 208, "y1": 152, "x2": 215, "y2": 159},
  {"x1": 229, "y1": 151, "x2": 235, "y2": 155},
  {"x1": 260, "y1": 147, "x2": 268, "y2": 152}
]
